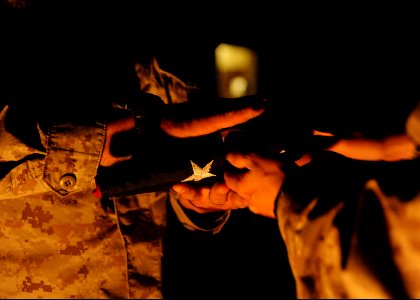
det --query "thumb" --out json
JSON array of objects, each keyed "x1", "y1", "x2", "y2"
[{"x1": 100, "y1": 117, "x2": 135, "y2": 167}]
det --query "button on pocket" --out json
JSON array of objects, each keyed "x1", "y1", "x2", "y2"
[{"x1": 59, "y1": 173, "x2": 77, "y2": 190}]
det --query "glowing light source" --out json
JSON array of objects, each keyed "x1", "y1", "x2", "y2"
[
  {"x1": 215, "y1": 43, "x2": 257, "y2": 98},
  {"x1": 229, "y1": 76, "x2": 248, "y2": 98}
]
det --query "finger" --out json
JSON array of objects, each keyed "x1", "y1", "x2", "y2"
[
  {"x1": 224, "y1": 171, "x2": 249, "y2": 197},
  {"x1": 178, "y1": 198, "x2": 208, "y2": 214},
  {"x1": 207, "y1": 185, "x2": 248, "y2": 210},
  {"x1": 173, "y1": 184, "x2": 207, "y2": 202},
  {"x1": 173, "y1": 184, "x2": 211, "y2": 213},
  {"x1": 173, "y1": 184, "x2": 223, "y2": 212},
  {"x1": 313, "y1": 129, "x2": 335, "y2": 137},
  {"x1": 100, "y1": 154, "x2": 133, "y2": 167},
  {"x1": 208, "y1": 182, "x2": 230, "y2": 205},
  {"x1": 174, "y1": 183, "x2": 245, "y2": 211},
  {"x1": 226, "y1": 152, "x2": 280, "y2": 171},
  {"x1": 161, "y1": 106, "x2": 265, "y2": 138},
  {"x1": 172, "y1": 183, "x2": 189, "y2": 195},
  {"x1": 225, "y1": 152, "x2": 254, "y2": 170},
  {"x1": 226, "y1": 190, "x2": 248, "y2": 209},
  {"x1": 101, "y1": 117, "x2": 135, "y2": 167}
]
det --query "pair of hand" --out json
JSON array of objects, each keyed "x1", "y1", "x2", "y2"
[
  {"x1": 172, "y1": 129, "x2": 417, "y2": 219},
  {"x1": 100, "y1": 96, "x2": 281, "y2": 218},
  {"x1": 100, "y1": 98, "x2": 267, "y2": 167},
  {"x1": 173, "y1": 152, "x2": 285, "y2": 218},
  {"x1": 101, "y1": 96, "x2": 418, "y2": 219}
]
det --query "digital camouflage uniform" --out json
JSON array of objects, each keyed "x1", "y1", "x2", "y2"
[
  {"x1": 0, "y1": 58, "x2": 229, "y2": 299},
  {"x1": 276, "y1": 102, "x2": 420, "y2": 298}
]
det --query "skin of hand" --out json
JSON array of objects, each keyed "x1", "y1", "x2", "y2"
[
  {"x1": 174, "y1": 153, "x2": 286, "y2": 218},
  {"x1": 223, "y1": 153, "x2": 285, "y2": 218},
  {"x1": 172, "y1": 129, "x2": 418, "y2": 217},
  {"x1": 100, "y1": 117, "x2": 136, "y2": 167},
  {"x1": 172, "y1": 182, "x2": 248, "y2": 214},
  {"x1": 100, "y1": 105, "x2": 266, "y2": 167}
]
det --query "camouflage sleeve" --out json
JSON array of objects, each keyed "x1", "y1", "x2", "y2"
[
  {"x1": 0, "y1": 104, "x2": 106, "y2": 199},
  {"x1": 42, "y1": 121, "x2": 106, "y2": 196}
]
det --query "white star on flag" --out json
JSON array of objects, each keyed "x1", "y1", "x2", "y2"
[{"x1": 181, "y1": 160, "x2": 216, "y2": 182}]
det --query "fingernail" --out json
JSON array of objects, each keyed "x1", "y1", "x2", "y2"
[{"x1": 214, "y1": 184, "x2": 229, "y2": 195}]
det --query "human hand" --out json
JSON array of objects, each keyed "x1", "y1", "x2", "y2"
[
  {"x1": 173, "y1": 152, "x2": 286, "y2": 218},
  {"x1": 101, "y1": 116, "x2": 136, "y2": 167},
  {"x1": 172, "y1": 181, "x2": 248, "y2": 214},
  {"x1": 100, "y1": 96, "x2": 267, "y2": 167},
  {"x1": 222, "y1": 152, "x2": 285, "y2": 218},
  {"x1": 160, "y1": 98, "x2": 266, "y2": 138}
]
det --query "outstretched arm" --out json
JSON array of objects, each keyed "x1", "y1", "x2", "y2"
[{"x1": 100, "y1": 98, "x2": 266, "y2": 167}]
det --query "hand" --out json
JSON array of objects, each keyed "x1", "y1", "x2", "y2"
[
  {"x1": 173, "y1": 152, "x2": 286, "y2": 218},
  {"x1": 223, "y1": 152, "x2": 285, "y2": 218},
  {"x1": 101, "y1": 117, "x2": 136, "y2": 167},
  {"x1": 160, "y1": 102, "x2": 266, "y2": 138},
  {"x1": 172, "y1": 181, "x2": 248, "y2": 214},
  {"x1": 100, "y1": 98, "x2": 266, "y2": 167}
]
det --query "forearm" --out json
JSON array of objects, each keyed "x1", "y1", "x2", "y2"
[{"x1": 327, "y1": 134, "x2": 417, "y2": 161}]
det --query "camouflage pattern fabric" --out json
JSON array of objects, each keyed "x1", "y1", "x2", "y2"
[
  {"x1": 0, "y1": 58, "x2": 229, "y2": 298},
  {"x1": 276, "y1": 103, "x2": 420, "y2": 298}
]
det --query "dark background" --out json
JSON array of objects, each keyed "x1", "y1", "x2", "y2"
[
  {"x1": 0, "y1": 4, "x2": 297, "y2": 299},
  {"x1": 164, "y1": 206, "x2": 296, "y2": 299},
  {"x1": 146, "y1": 28, "x2": 298, "y2": 300},
  {"x1": 2, "y1": 2, "x2": 420, "y2": 299}
]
